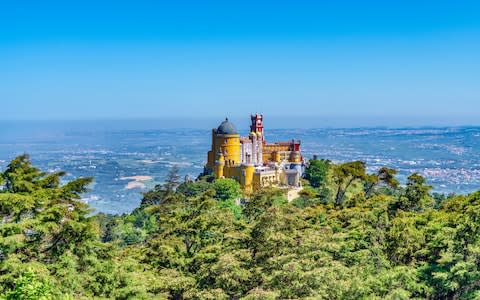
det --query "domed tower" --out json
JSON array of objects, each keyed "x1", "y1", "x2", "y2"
[{"x1": 207, "y1": 118, "x2": 241, "y2": 175}]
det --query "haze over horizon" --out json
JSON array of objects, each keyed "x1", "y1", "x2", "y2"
[{"x1": 1, "y1": 1, "x2": 479, "y2": 126}]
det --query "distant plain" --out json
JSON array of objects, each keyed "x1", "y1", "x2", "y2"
[{"x1": 1, "y1": 121, "x2": 478, "y2": 214}]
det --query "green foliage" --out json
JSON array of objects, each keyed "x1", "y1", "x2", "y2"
[
  {"x1": 1, "y1": 272, "x2": 53, "y2": 300},
  {"x1": 142, "y1": 188, "x2": 249, "y2": 298},
  {"x1": 390, "y1": 173, "x2": 434, "y2": 213},
  {"x1": 304, "y1": 158, "x2": 331, "y2": 188},
  {"x1": 2, "y1": 154, "x2": 43, "y2": 193},
  {"x1": 303, "y1": 158, "x2": 334, "y2": 204},
  {"x1": 96, "y1": 210, "x2": 158, "y2": 246},
  {"x1": 177, "y1": 179, "x2": 213, "y2": 197},
  {"x1": 141, "y1": 166, "x2": 181, "y2": 207},
  {"x1": 3, "y1": 154, "x2": 480, "y2": 299},
  {"x1": 0, "y1": 155, "x2": 104, "y2": 298},
  {"x1": 332, "y1": 161, "x2": 368, "y2": 205},
  {"x1": 291, "y1": 186, "x2": 320, "y2": 208},
  {"x1": 365, "y1": 167, "x2": 400, "y2": 197},
  {"x1": 212, "y1": 178, "x2": 241, "y2": 201},
  {"x1": 243, "y1": 188, "x2": 287, "y2": 220},
  {"x1": 211, "y1": 178, "x2": 243, "y2": 218}
]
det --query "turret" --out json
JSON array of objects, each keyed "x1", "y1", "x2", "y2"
[
  {"x1": 216, "y1": 118, "x2": 241, "y2": 165},
  {"x1": 256, "y1": 133, "x2": 263, "y2": 164},
  {"x1": 250, "y1": 113, "x2": 265, "y2": 142},
  {"x1": 240, "y1": 163, "x2": 255, "y2": 193},
  {"x1": 214, "y1": 152, "x2": 225, "y2": 178}
]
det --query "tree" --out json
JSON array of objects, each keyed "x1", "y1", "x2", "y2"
[
  {"x1": 365, "y1": 167, "x2": 400, "y2": 197},
  {"x1": 2, "y1": 154, "x2": 44, "y2": 193},
  {"x1": 2, "y1": 272, "x2": 54, "y2": 300},
  {"x1": 5, "y1": 154, "x2": 480, "y2": 299},
  {"x1": 304, "y1": 159, "x2": 331, "y2": 188},
  {"x1": 143, "y1": 189, "x2": 249, "y2": 298},
  {"x1": 292, "y1": 186, "x2": 320, "y2": 208},
  {"x1": 332, "y1": 161, "x2": 368, "y2": 205},
  {"x1": 177, "y1": 179, "x2": 213, "y2": 198},
  {"x1": 390, "y1": 173, "x2": 433, "y2": 212},
  {"x1": 141, "y1": 166, "x2": 182, "y2": 207},
  {"x1": 243, "y1": 188, "x2": 287, "y2": 221},
  {"x1": 424, "y1": 191, "x2": 480, "y2": 298},
  {"x1": 0, "y1": 155, "x2": 104, "y2": 297},
  {"x1": 212, "y1": 178, "x2": 241, "y2": 202},
  {"x1": 164, "y1": 165, "x2": 181, "y2": 192}
]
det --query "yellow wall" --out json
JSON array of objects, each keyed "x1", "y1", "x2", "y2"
[
  {"x1": 215, "y1": 163, "x2": 224, "y2": 178},
  {"x1": 207, "y1": 130, "x2": 241, "y2": 177},
  {"x1": 272, "y1": 151, "x2": 281, "y2": 163},
  {"x1": 240, "y1": 164, "x2": 255, "y2": 193},
  {"x1": 215, "y1": 134, "x2": 241, "y2": 166},
  {"x1": 262, "y1": 153, "x2": 272, "y2": 162},
  {"x1": 214, "y1": 153, "x2": 225, "y2": 178},
  {"x1": 264, "y1": 144, "x2": 290, "y2": 153},
  {"x1": 262, "y1": 144, "x2": 291, "y2": 163}
]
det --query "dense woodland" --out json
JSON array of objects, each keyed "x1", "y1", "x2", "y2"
[{"x1": 1, "y1": 154, "x2": 480, "y2": 299}]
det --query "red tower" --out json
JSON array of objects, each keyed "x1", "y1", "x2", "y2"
[{"x1": 250, "y1": 113, "x2": 264, "y2": 141}]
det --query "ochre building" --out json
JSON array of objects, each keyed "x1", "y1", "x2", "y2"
[{"x1": 205, "y1": 114, "x2": 304, "y2": 193}]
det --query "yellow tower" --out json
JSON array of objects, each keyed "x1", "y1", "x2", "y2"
[
  {"x1": 240, "y1": 164, "x2": 255, "y2": 193},
  {"x1": 214, "y1": 152, "x2": 225, "y2": 178},
  {"x1": 214, "y1": 118, "x2": 241, "y2": 166},
  {"x1": 207, "y1": 118, "x2": 241, "y2": 179}
]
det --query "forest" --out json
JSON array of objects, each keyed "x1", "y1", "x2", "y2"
[{"x1": 1, "y1": 154, "x2": 480, "y2": 299}]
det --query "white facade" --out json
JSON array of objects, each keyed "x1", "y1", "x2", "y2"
[{"x1": 240, "y1": 134, "x2": 263, "y2": 165}]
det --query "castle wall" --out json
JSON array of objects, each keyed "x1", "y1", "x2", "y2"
[
  {"x1": 215, "y1": 134, "x2": 241, "y2": 166},
  {"x1": 240, "y1": 164, "x2": 255, "y2": 193}
]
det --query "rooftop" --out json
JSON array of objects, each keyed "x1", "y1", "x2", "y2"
[{"x1": 216, "y1": 118, "x2": 238, "y2": 135}]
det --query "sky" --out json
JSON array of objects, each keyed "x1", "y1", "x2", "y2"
[{"x1": 1, "y1": 0, "x2": 479, "y2": 127}]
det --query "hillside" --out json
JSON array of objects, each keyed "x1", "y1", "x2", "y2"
[{"x1": 1, "y1": 155, "x2": 480, "y2": 299}]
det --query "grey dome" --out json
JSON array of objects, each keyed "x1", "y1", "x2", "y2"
[{"x1": 216, "y1": 118, "x2": 238, "y2": 135}]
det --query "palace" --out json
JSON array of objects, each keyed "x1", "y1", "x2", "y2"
[{"x1": 205, "y1": 114, "x2": 304, "y2": 193}]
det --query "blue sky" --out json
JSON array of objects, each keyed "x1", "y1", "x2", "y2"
[{"x1": 1, "y1": 1, "x2": 479, "y2": 126}]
